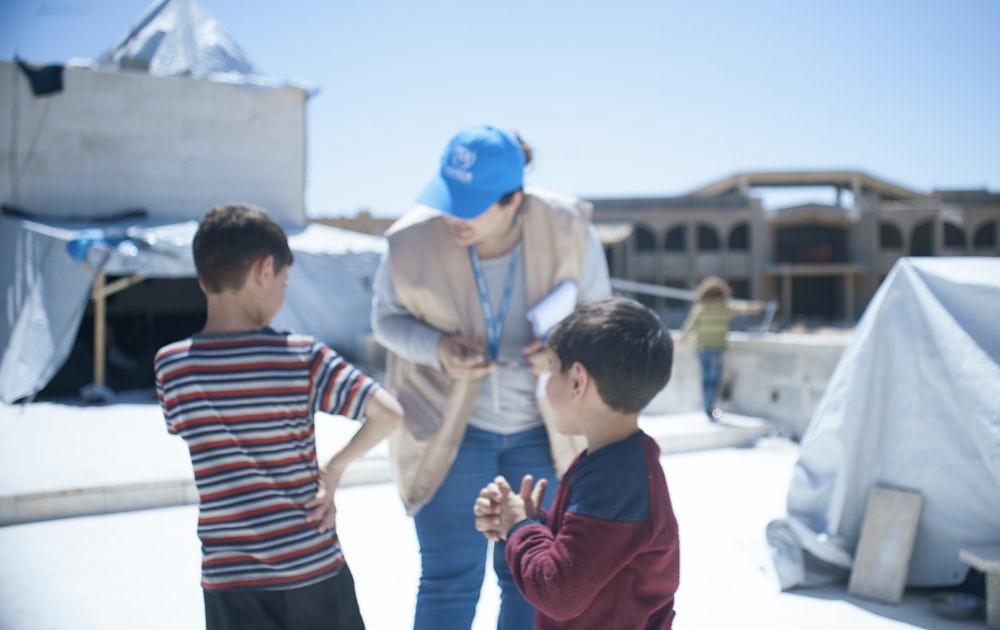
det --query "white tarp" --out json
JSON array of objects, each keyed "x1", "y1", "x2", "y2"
[
  {"x1": 93, "y1": 0, "x2": 291, "y2": 89},
  {"x1": 767, "y1": 257, "x2": 1000, "y2": 589},
  {"x1": 0, "y1": 215, "x2": 384, "y2": 404}
]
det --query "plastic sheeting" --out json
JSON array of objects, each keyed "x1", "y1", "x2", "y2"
[
  {"x1": 93, "y1": 0, "x2": 303, "y2": 90},
  {"x1": 767, "y1": 257, "x2": 1000, "y2": 589},
  {"x1": 0, "y1": 215, "x2": 385, "y2": 403}
]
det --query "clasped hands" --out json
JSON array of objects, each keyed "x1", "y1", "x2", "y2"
[
  {"x1": 437, "y1": 335, "x2": 549, "y2": 380},
  {"x1": 473, "y1": 474, "x2": 548, "y2": 542}
]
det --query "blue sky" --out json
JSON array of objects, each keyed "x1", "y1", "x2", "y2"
[{"x1": 2, "y1": 0, "x2": 998, "y2": 218}]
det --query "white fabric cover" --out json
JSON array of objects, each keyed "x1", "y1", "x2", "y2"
[
  {"x1": 767, "y1": 257, "x2": 1000, "y2": 589},
  {"x1": 98, "y1": 0, "x2": 253, "y2": 77},
  {"x1": 0, "y1": 216, "x2": 384, "y2": 403},
  {"x1": 94, "y1": 0, "x2": 294, "y2": 89}
]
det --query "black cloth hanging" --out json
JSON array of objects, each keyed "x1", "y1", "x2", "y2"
[{"x1": 15, "y1": 57, "x2": 65, "y2": 97}]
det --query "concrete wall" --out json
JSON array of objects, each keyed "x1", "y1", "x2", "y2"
[
  {"x1": 645, "y1": 331, "x2": 851, "y2": 439},
  {"x1": 0, "y1": 60, "x2": 307, "y2": 224}
]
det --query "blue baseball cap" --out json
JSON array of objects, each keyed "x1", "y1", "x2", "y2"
[{"x1": 416, "y1": 125, "x2": 526, "y2": 220}]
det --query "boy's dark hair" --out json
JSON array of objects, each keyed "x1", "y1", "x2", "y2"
[
  {"x1": 193, "y1": 203, "x2": 293, "y2": 293},
  {"x1": 547, "y1": 297, "x2": 673, "y2": 414}
]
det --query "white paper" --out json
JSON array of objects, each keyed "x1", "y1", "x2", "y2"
[
  {"x1": 526, "y1": 279, "x2": 578, "y2": 340},
  {"x1": 527, "y1": 280, "x2": 578, "y2": 397},
  {"x1": 535, "y1": 372, "x2": 549, "y2": 398}
]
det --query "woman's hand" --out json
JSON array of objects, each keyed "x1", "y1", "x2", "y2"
[
  {"x1": 437, "y1": 334, "x2": 494, "y2": 380},
  {"x1": 522, "y1": 339, "x2": 549, "y2": 376}
]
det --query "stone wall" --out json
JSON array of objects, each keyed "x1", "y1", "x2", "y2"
[{"x1": 645, "y1": 331, "x2": 852, "y2": 439}]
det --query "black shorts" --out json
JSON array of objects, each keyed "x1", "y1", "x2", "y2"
[{"x1": 203, "y1": 565, "x2": 365, "y2": 630}]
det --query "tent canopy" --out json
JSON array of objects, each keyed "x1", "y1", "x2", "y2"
[
  {"x1": 93, "y1": 0, "x2": 301, "y2": 89},
  {"x1": 767, "y1": 257, "x2": 1000, "y2": 589},
  {"x1": 0, "y1": 213, "x2": 385, "y2": 404}
]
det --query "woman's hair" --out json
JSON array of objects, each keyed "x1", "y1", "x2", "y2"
[
  {"x1": 694, "y1": 275, "x2": 732, "y2": 302},
  {"x1": 193, "y1": 203, "x2": 293, "y2": 293},
  {"x1": 498, "y1": 132, "x2": 533, "y2": 207}
]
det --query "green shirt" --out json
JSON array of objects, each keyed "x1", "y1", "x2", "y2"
[{"x1": 678, "y1": 298, "x2": 756, "y2": 350}]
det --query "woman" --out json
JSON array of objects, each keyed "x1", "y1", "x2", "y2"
[{"x1": 371, "y1": 125, "x2": 611, "y2": 629}]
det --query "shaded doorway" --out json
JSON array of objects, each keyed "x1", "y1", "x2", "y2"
[
  {"x1": 776, "y1": 275, "x2": 843, "y2": 320},
  {"x1": 774, "y1": 225, "x2": 848, "y2": 320}
]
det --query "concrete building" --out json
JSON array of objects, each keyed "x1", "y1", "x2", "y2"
[
  {"x1": 1, "y1": 58, "x2": 308, "y2": 225},
  {"x1": 590, "y1": 171, "x2": 1000, "y2": 324}
]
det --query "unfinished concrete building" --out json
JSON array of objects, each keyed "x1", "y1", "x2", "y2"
[{"x1": 591, "y1": 171, "x2": 1000, "y2": 324}]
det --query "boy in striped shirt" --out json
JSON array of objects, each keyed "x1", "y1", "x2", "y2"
[{"x1": 155, "y1": 203, "x2": 403, "y2": 630}]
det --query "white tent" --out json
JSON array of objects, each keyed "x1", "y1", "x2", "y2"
[
  {"x1": 0, "y1": 0, "x2": 380, "y2": 404},
  {"x1": 767, "y1": 257, "x2": 1000, "y2": 589},
  {"x1": 0, "y1": 213, "x2": 384, "y2": 404},
  {"x1": 95, "y1": 0, "x2": 283, "y2": 88}
]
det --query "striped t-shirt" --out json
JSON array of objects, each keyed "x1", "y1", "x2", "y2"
[{"x1": 154, "y1": 328, "x2": 378, "y2": 592}]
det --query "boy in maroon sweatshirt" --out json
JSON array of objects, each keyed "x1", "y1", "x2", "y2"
[{"x1": 475, "y1": 297, "x2": 680, "y2": 629}]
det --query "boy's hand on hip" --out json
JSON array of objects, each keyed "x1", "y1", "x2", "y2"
[{"x1": 304, "y1": 468, "x2": 342, "y2": 533}]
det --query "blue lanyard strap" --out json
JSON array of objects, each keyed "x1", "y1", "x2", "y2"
[{"x1": 470, "y1": 240, "x2": 520, "y2": 363}]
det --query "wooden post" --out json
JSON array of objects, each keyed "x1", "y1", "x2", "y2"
[
  {"x1": 88, "y1": 272, "x2": 145, "y2": 393},
  {"x1": 93, "y1": 272, "x2": 107, "y2": 388}
]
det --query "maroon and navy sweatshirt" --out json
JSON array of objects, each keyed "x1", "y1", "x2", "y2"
[{"x1": 506, "y1": 431, "x2": 680, "y2": 629}]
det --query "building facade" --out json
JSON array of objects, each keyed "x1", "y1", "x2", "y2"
[{"x1": 590, "y1": 171, "x2": 1000, "y2": 324}]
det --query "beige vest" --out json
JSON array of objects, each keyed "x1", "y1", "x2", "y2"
[{"x1": 384, "y1": 188, "x2": 590, "y2": 515}]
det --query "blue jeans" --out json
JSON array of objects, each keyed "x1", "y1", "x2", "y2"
[
  {"x1": 413, "y1": 424, "x2": 557, "y2": 630},
  {"x1": 697, "y1": 348, "x2": 725, "y2": 417}
]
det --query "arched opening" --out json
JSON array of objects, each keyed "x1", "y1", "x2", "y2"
[
  {"x1": 728, "y1": 223, "x2": 749, "y2": 251},
  {"x1": 634, "y1": 224, "x2": 656, "y2": 252},
  {"x1": 697, "y1": 224, "x2": 720, "y2": 251},
  {"x1": 664, "y1": 226, "x2": 686, "y2": 252},
  {"x1": 879, "y1": 222, "x2": 903, "y2": 249},
  {"x1": 943, "y1": 223, "x2": 966, "y2": 250},
  {"x1": 974, "y1": 221, "x2": 997, "y2": 249}
]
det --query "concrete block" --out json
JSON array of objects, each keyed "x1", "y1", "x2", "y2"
[
  {"x1": 848, "y1": 485, "x2": 923, "y2": 604},
  {"x1": 959, "y1": 545, "x2": 1000, "y2": 629}
]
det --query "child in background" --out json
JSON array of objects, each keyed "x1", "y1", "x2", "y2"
[
  {"x1": 678, "y1": 275, "x2": 764, "y2": 421},
  {"x1": 474, "y1": 297, "x2": 680, "y2": 629},
  {"x1": 155, "y1": 203, "x2": 403, "y2": 630}
]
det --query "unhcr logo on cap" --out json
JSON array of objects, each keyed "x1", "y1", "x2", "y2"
[
  {"x1": 443, "y1": 146, "x2": 476, "y2": 183},
  {"x1": 415, "y1": 125, "x2": 525, "y2": 220}
]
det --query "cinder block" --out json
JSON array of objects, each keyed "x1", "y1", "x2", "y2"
[
  {"x1": 848, "y1": 485, "x2": 923, "y2": 604},
  {"x1": 959, "y1": 545, "x2": 1000, "y2": 629}
]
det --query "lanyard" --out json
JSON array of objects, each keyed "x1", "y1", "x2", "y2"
[{"x1": 469, "y1": 239, "x2": 520, "y2": 363}]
